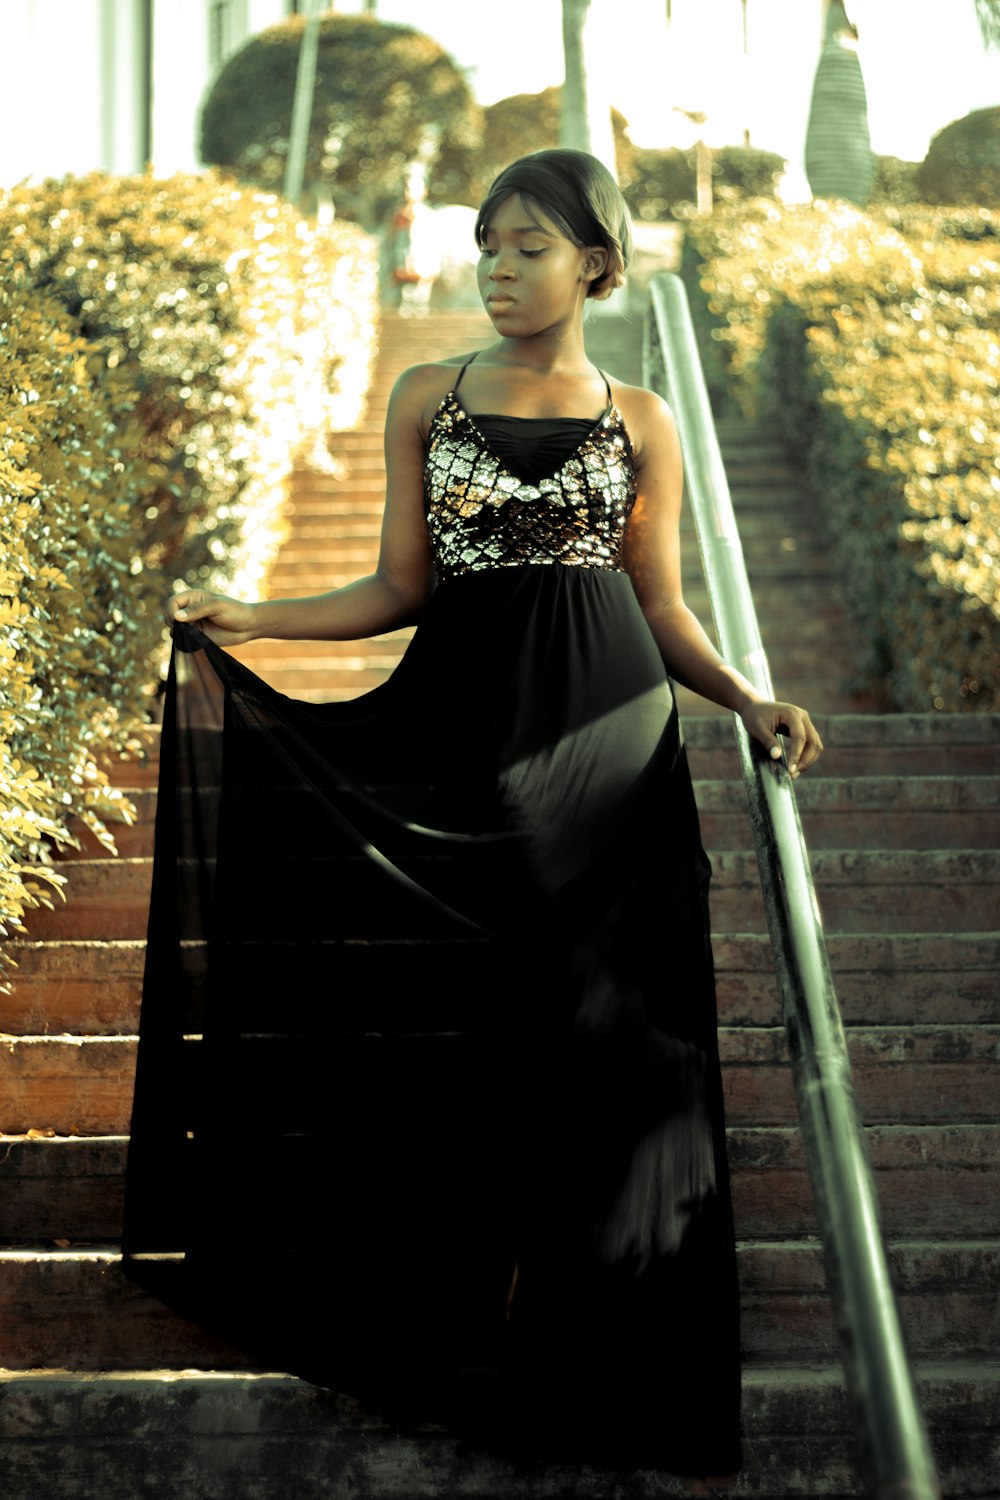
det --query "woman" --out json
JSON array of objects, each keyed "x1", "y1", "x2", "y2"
[{"x1": 124, "y1": 149, "x2": 823, "y2": 1478}]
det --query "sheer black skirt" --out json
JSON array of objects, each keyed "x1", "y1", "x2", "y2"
[{"x1": 123, "y1": 564, "x2": 742, "y2": 1472}]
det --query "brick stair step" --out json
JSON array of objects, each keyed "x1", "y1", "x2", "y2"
[
  {"x1": 207, "y1": 662, "x2": 397, "y2": 693},
  {"x1": 696, "y1": 776, "x2": 1000, "y2": 851},
  {"x1": 683, "y1": 714, "x2": 1000, "y2": 779},
  {"x1": 50, "y1": 773, "x2": 998, "y2": 868},
  {"x1": 714, "y1": 931, "x2": 1000, "y2": 1027},
  {"x1": 0, "y1": 1240, "x2": 994, "y2": 1369},
  {"x1": 720, "y1": 1025, "x2": 1000, "y2": 1125},
  {"x1": 227, "y1": 651, "x2": 404, "y2": 680},
  {"x1": 1, "y1": 941, "x2": 147, "y2": 1032},
  {"x1": 6, "y1": 931, "x2": 995, "y2": 1037},
  {"x1": 2, "y1": 1125, "x2": 995, "y2": 1245},
  {"x1": 16, "y1": 862, "x2": 152, "y2": 941},
  {"x1": 0, "y1": 1364, "x2": 995, "y2": 1500},
  {"x1": 710, "y1": 848, "x2": 998, "y2": 933},
  {"x1": 96, "y1": 715, "x2": 994, "y2": 794},
  {"x1": 2, "y1": 1025, "x2": 995, "y2": 1136},
  {"x1": 728, "y1": 1122, "x2": 1000, "y2": 1238},
  {"x1": 285, "y1": 488, "x2": 387, "y2": 512},
  {"x1": 215, "y1": 645, "x2": 862, "y2": 698}
]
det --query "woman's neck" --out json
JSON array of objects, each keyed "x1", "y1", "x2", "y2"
[{"x1": 488, "y1": 325, "x2": 592, "y2": 377}]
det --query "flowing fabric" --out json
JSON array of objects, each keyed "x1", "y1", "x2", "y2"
[{"x1": 124, "y1": 372, "x2": 742, "y2": 1473}]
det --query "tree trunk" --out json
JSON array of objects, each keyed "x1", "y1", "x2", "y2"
[{"x1": 560, "y1": 0, "x2": 617, "y2": 177}]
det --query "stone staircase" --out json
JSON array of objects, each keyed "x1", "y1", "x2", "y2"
[{"x1": 1, "y1": 309, "x2": 998, "y2": 1498}]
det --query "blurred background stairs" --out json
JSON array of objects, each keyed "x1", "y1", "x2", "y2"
[{"x1": 1, "y1": 306, "x2": 998, "y2": 1498}]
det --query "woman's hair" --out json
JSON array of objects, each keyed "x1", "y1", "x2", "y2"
[{"x1": 474, "y1": 149, "x2": 633, "y2": 300}]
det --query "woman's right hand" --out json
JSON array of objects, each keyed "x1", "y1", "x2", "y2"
[{"x1": 166, "y1": 589, "x2": 260, "y2": 648}]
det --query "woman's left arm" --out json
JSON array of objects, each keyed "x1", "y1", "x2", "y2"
[{"x1": 621, "y1": 389, "x2": 824, "y2": 777}]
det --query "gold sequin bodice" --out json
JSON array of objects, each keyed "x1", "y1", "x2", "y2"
[{"x1": 424, "y1": 391, "x2": 637, "y2": 583}]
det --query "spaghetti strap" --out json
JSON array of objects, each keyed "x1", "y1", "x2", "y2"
[
  {"x1": 598, "y1": 368, "x2": 613, "y2": 405},
  {"x1": 453, "y1": 351, "x2": 479, "y2": 393}
]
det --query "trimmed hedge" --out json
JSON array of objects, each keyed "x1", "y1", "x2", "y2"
[
  {"x1": 0, "y1": 267, "x2": 154, "y2": 944},
  {"x1": 0, "y1": 172, "x2": 378, "y2": 972},
  {"x1": 4, "y1": 171, "x2": 378, "y2": 598},
  {"x1": 679, "y1": 199, "x2": 1000, "y2": 712}
]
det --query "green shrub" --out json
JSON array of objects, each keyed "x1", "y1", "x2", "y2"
[
  {"x1": 870, "y1": 154, "x2": 922, "y2": 206},
  {"x1": 4, "y1": 170, "x2": 378, "y2": 602},
  {"x1": 680, "y1": 198, "x2": 1000, "y2": 710},
  {"x1": 917, "y1": 106, "x2": 1000, "y2": 208},
  {"x1": 0, "y1": 267, "x2": 155, "y2": 954},
  {"x1": 1, "y1": 171, "x2": 379, "y2": 973}
]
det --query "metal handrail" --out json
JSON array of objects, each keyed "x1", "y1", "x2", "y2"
[{"x1": 643, "y1": 271, "x2": 941, "y2": 1500}]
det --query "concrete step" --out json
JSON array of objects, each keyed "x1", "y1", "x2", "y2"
[
  {"x1": 2, "y1": 1125, "x2": 995, "y2": 1246},
  {"x1": 5, "y1": 931, "x2": 996, "y2": 1036},
  {"x1": 0, "y1": 1240, "x2": 995, "y2": 1369},
  {"x1": 2, "y1": 1025, "x2": 995, "y2": 1137},
  {"x1": 3, "y1": 1363, "x2": 996, "y2": 1500}
]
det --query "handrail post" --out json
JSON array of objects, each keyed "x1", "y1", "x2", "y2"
[{"x1": 643, "y1": 272, "x2": 941, "y2": 1500}]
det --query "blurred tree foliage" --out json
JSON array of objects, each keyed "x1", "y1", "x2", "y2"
[
  {"x1": 200, "y1": 14, "x2": 482, "y2": 227},
  {"x1": 466, "y1": 86, "x2": 635, "y2": 199},
  {"x1": 869, "y1": 154, "x2": 923, "y2": 206},
  {"x1": 622, "y1": 144, "x2": 785, "y2": 220},
  {"x1": 917, "y1": 106, "x2": 1000, "y2": 207}
]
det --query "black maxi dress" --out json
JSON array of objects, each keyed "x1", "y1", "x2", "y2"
[{"x1": 123, "y1": 361, "x2": 743, "y2": 1474}]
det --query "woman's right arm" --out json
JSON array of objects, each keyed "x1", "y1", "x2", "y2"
[{"x1": 166, "y1": 367, "x2": 439, "y2": 647}]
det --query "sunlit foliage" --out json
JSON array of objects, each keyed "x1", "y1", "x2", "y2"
[
  {"x1": 681, "y1": 199, "x2": 1000, "y2": 712},
  {"x1": 0, "y1": 268, "x2": 152, "y2": 952},
  {"x1": 0, "y1": 171, "x2": 378, "y2": 972}
]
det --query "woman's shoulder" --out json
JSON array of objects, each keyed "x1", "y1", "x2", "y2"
[
  {"x1": 606, "y1": 378, "x2": 679, "y2": 463},
  {"x1": 388, "y1": 354, "x2": 484, "y2": 438}
]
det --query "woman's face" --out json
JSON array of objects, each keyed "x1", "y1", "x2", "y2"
[{"x1": 476, "y1": 193, "x2": 600, "y2": 336}]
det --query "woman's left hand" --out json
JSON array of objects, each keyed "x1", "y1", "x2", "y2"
[{"x1": 739, "y1": 699, "x2": 824, "y2": 778}]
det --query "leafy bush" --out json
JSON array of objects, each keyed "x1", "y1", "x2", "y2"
[
  {"x1": 0, "y1": 267, "x2": 155, "y2": 952},
  {"x1": 918, "y1": 106, "x2": 1000, "y2": 208},
  {"x1": 623, "y1": 144, "x2": 785, "y2": 221},
  {"x1": 200, "y1": 14, "x2": 482, "y2": 227},
  {"x1": 870, "y1": 154, "x2": 923, "y2": 206},
  {"x1": 680, "y1": 199, "x2": 1000, "y2": 711},
  {"x1": 4, "y1": 170, "x2": 378, "y2": 601},
  {"x1": 0, "y1": 171, "x2": 379, "y2": 971}
]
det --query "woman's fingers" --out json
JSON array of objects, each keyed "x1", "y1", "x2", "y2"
[
  {"x1": 780, "y1": 707, "x2": 824, "y2": 775},
  {"x1": 743, "y1": 702, "x2": 824, "y2": 777},
  {"x1": 169, "y1": 590, "x2": 208, "y2": 623}
]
